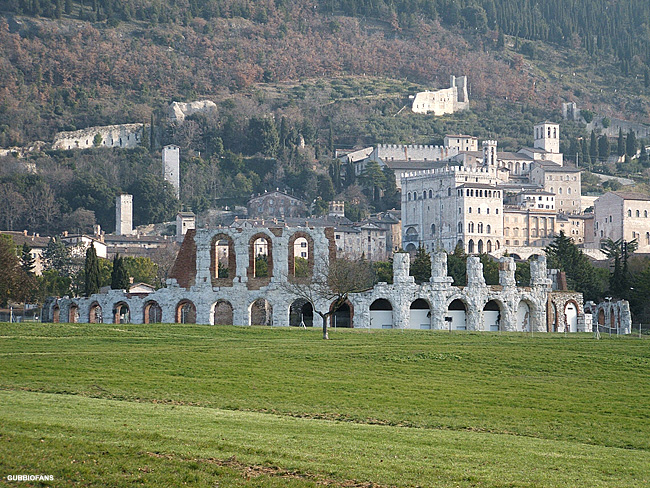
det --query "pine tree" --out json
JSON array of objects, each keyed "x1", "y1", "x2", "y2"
[
  {"x1": 409, "y1": 246, "x2": 431, "y2": 283},
  {"x1": 84, "y1": 243, "x2": 101, "y2": 297},
  {"x1": 20, "y1": 243, "x2": 35, "y2": 274}
]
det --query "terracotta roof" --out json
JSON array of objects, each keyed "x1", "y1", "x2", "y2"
[{"x1": 612, "y1": 191, "x2": 650, "y2": 201}]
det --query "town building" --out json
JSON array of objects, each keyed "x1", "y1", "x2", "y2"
[
  {"x1": 590, "y1": 192, "x2": 650, "y2": 252},
  {"x1": 411, "y1": 75, "x2": 469, "y2": 115},
  {"x1": 247, "y1": 190, "x2": 308, "y2": 219},
  {"x1": 162, "y1": 145, "x2": 180, "y2": 199}
]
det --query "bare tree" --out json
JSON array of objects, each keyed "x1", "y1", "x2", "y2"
[{"x1": 283, "y1": 257, "x2": 375, "y2": 339}]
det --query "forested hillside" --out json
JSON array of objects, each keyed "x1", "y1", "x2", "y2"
[{"x1": 0, "y1": 0, "x2": 649, "y2": 235}]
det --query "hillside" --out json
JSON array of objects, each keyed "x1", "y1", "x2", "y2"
[{"x1": 0, "y1": 1, "x2": 649, "y2": 233}]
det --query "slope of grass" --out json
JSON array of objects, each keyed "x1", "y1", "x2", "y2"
[{"x1": 1, "y1": 323, "x2": 649, "y2": 486}]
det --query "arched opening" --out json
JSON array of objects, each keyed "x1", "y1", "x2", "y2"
[
  {"x1": 143, "y1": 301, "x2": 162, "y2": 324},
  {"x1": 565, "y1": 301, "x2": 578, "y2": 332},
  {"x1": 176, "y1": 300, "x2": 196, "y2": 324},
  {"x1": 213, "y1": 300, "x2": 234, "y2": 325},
  {"x1": 248, "y1": 233, "x2": 273, "y2": 283},
  {"x1": 468, "y1": 239, "x2": 475, "y2": 254},
  {"x1": 330, "y1": 300, "x2": 353, "y2": 328},
  {"x1": 487, "y1": 240, "x2": 492, "y2": 253},
  {"x1": 550, "y1": 302, "x2": 558, "y2": 332},
  {"x1": 288, "y1": 233, "x2": 314, "y2": 280},
  {"x1": 370, "y1": 298, "x2": 393, "y2": 329},
  {"x1": 68, "y1": 304, "x2": 79, "y2": 323},
  {"x1": 289, "y1": 299, "x2": 314, "y2": 327},
  {"x1": 447, "y1": 299, "x2": 467, "y2": 330},
  {"x1": 409, "y1": 299, "x2": 431, "y2": 329},
  {"x1": 598, "y1": 309, "x2": 605, "y2": 325},
  {"x1": 405, "y1": 243, "x2": 417, "y2": 253},
  {"x1": 516, "y1": 300, "x2": 532, "y2": 331},
  {"x1": 250, "y1": 298, "x2": 273, "y2": 326},
  {"x1": 210, "y1": 234, "x2": 236, "y2": 286},
  {"x1": 483, "y1": 300, "x2": 501, "y2": 331},
  {"x1": 610, "y1": 307, "x2": 615, "y2": 329},
  {"x1": 113, "y1": 302, "x2": 130, "y2": 324},
  {"x1": 52, "y1": 305, "x2": 60, "y2": 323},
  {"x1": 89, "y1": 302, "x2": 103, "y2": 324},
  {"x1": 478, "y1": 239, "x2": 484, "y2": 254}
]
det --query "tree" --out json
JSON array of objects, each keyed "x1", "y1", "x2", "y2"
[
  {"x1": 590, "y1": 130, "x2": 598, "y2": 164},
  {"x1": 617, "y1": 128, "x2": 625, "y2": 156},
  {"x1": 0, "y1": 235, "x2": 21, "y2": 307},
  {"x1": 20, "y1": 243, "x2": 35, "y2": 274},
  {"x1": 447, "y1": 244, "x2": 467, "y2": 286},
  {"x1": 597, "y1": 135, "x2": 610, "y2": 161},
  {"x1": 283, "y1": 258, "x2": 375, "y2": 339},
  {"x1": 601, "y1": 117, "x2": 611, "y2": 129},
  {"x1": 111, "y1": 254, "x2": 130, "y2": 291},
  {"x1": 93, "y1": 133, "x2": 103, "y2": 147},
  {"x1": 410, "y1": 246, "x2": 431, "y2": 283},
  {"x1": 626, "y1": 130, "x2": 637, "y2": 157},
  {"x1": 43, "y1": 237, "x2": 73, "y2": 277},
  {"x1": 545, "y1": 231, "x2": 605, "y2": 301},
  {"x1": 84, "y1": 243, "x2": 101, "y2": 297},
  {"x1": 248, "y1": 116, "x2": 279, "y2": 157}
]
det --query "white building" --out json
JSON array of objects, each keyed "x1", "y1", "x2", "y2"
[
  {"x1": 176, "y1": 212, "x2": 196, "y2": 242},
  {"x1": 411, "y1": 75, "x2": 469, "y2": 115},
  {"x1": 401, "y1": 166, "x2": 503, "y2": 254},
  {"x1": 162, "y1": 145, "x2": 180, "y2": 198},
  {"x1": 529, "y1": 162, "x2": 581, "y2": 215},
  {"x1": 591, "y1": 192, "x2": 650, "y2": 251},
  {"x1": 115, "y1": 194, "x2": 134, "y2": 236}
]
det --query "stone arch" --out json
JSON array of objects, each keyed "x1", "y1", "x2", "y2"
[
  {"x1": 288, "y1": 232, "x2": 314, "y2": 281},
  {"x1": 446, "y1": 298, "x2": 468, "y2": 330},
  {"x1": 89, "y1": 302, "x2": 103, "y2": 324},
  {"x1": 250, "y1": 298, "x2": 273, "y2": 326},
  {"x1": 113, "y1": 302, "x2": 130, "y2": 324},
  {"x1": 213, "y1": 300, "x2": 234, "y2": 325},
  {"x1": 210, "y1": 234, "x2": 236, "y2": 287},
  {"x1": 409, "y1": 298, "x2": 431, "y2": 329},
  {"x1": 68, "y1": 303, "x2": 79, "y2": 323},
  {"x1": 405, "y1": 243, "x2": 417, "y2": 253},
  {"x1": 175, "y1": 300, "x2": 197, "y2": 324},
  {"x1": 515, "y1": 299, "x2": 537, "y2": 332},
  {"x1": 610, "y1": 306, "x2": 616, "y2": 328},
  {"x1": 52, "y1": 305, "x2": 60, "y2": 323},
  {"x1": 370, "y1": 298, "x2": 394, "y2": 329},
  {"x1": 330, "y1": 300, "x2": 353, "y2": 328},
  {"x1": 289, "y1": 298, "x2": 314, "y2": 327},
  {"x1": 143, "y1": 300, "x2": 162, "y2": 324},
  {"x1": 248, "y1": 232, "x2": 274, "y2": 286},
  {"x1": 598, "y1": 309, "x2": 605, "y2": 325},
  {"x1": 565, "y1": 300, "x2": 579, "y2": 333},
  {"x1": 483, "y1": 299, "x2": 503, "y2": 331}
]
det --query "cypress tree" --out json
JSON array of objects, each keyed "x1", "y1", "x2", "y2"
[
  {"x1": 617, "y1": 128, "x2": 625, "y2": 156},
  {"x1": 20, "y1": 243, "x2": 36, "y2": 274},
  {"x1": 111, "y1": 254, "x2": 130, "y2": 291},
  {"x1": 589, "y1": 130, "x2": 598, "y2": 164},
  {"x1": 626, "y1": 130, "x2": 637, "y2": 157},
  {"x1": 410, "y1": 246, "x2": 431, "y2": 283},
  {"x1": 84, "y1": 243, "x2": 101, "y2": 297}
]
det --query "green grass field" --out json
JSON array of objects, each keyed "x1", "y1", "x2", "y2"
[{"x1": 1, "y1": 323, "x2": 649, "y2": 487}]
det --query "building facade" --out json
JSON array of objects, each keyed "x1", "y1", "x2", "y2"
[{"x1": 591, "y1": 192, "x2": 650, "y2": 251}]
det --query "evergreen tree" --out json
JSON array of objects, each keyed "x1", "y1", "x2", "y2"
[
  {"x1": 626, "y1": 130, "x2": 637, "y2": 157},
  {"x1": 447, "y1": 244, "x2": 467, "y2": 286},
  {"x1": 84, "y1": 243, "x2": 101, "y2": 297},
  {"x1": 43, "y1": 237, "x2": 72, "y2": 277},
  {"x1": 545, "y1": 231, "x2": 605, "y2": 301},
  {"x1": 111, "y1": 254, "x2": 130, "y2": 291},
  {"x1": 589, "y1": 131, "x2": 598, "y2": 164},
  {"x1": 20, "y1": 243, "x2": 35, "y2": 274},
  {"x1": 617, "y1": 128, "x2": 625, "y2": 156},
  {"x1": 597, "y1": 135, "x2": 610, "y2": 161},
  {"x1": 409, "y1": 246, "x2": 431, "y2": 283}
]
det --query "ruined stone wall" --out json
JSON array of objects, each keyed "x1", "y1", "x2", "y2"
[
  {"x1": 52, "y1": 124, "x2": 144, "y2": 150},
  {"x1": 46, "y1": 229, "x2": 586, "y2": 333}
]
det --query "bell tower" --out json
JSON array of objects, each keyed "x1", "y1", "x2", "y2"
[{"x1": 534, "y1": 121, "x2": 559, "y2": 154}]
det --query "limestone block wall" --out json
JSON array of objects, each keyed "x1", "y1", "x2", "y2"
[
  {"x1": 585, "y1": 299, "x2": 632, "y2": 334},
  {"x1": 52, "y1": 124, "x2": 144, "y2": 150},
  {"x1": 44, "y1": 231, "x2": 586, "y2": 334}
]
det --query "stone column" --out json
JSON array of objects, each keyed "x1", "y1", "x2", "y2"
[
  {"x1": 466, "y1": 256, "x2": 487, "y2": 330},
  {"x1": 430, "y1": 251, "x2": 453, "y2": 284},
  {"x1": 235, "y1": 234, "x2": 249, "y2": 284},
  {"x1": 499, "y1": 257, "x2": 516, "y2": 288},
  {"x1": 393, "y1": 252, "x2": 414, "y2": 284},
  {"x1": 194, "y1": 237, "x2": 212, "y2": 288}
]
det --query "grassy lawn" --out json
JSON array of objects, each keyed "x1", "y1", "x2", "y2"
[{"x1": 1, "y1": 323, "x2": 649, "y2": 487}]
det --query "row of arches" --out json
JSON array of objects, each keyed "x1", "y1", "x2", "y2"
[
  {"x1": 209, "y1": 232, "x2": 314, "y2": 284},
  {"x1": 467, "y1": 239, "x2": 500, "y2": 254}
]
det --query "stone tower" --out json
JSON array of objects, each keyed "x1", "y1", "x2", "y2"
[
  {"x1": 115, "y1": 194, "x2": 133, "y2": 236},
  {"x1": 162, "y1": 145, "x2": 180, "y2": 198},
  {"x1": 482, "y1": 140, "x2": 497, "y2": 166},
  {"x1": 534, "y1": 121, "x2": 560, "y2": 154}
]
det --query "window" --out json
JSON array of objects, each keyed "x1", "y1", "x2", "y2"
[
  {"x1": 646, "y1": 210, "x2": 649, "y2": 218},
  {"x1": 448, "y1": 188, "x2": 451, "y2": 196},
  {"x1": 478, "y1": 208, "x2": 481, "y2": 214},
  {"x1": 628, "y1": 209, "x2": 632, "y2": 217},
  {"x1": 458, "y1": 222, "x2": 463, "y2": 233},
  {"x1": 429, "y1": 190, "x2": 433, "y2": 198},
  {"x1": 478, "y1": 223, "x2": 483, "y2": 233},
  {"x1": 636, "y1": 210, "x2": 640, "y2": 217},
  {"x1": 486, "y1": 208, "x2": 490, "y2": 214},
  {"x1": 468, "y1": 207, "x2": 472, "y2": 213},
  {"x1": 408, "y1": 193, "x2": 411, "y2": 201},
  {"x1": 486, "y1": 224, "x2": 491, "y2": 234},
  {"x1": 431, "y1": 224, "x2": 436, "y2": 234}
]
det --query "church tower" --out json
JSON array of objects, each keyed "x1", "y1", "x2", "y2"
[{"x1": 533, "y1": 121, "x2": 560, "y2": 154}]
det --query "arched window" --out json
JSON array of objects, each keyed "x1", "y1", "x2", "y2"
[
  {"x1": 559, "y1": 187, "x2": 563, "y2": 195},
  {"x1": 448, "y1": 188, "x2": 451, "y2": 196},
  {"x1": 646, "y1": 232, "x2": 650, "y2": 245},
  {"x1": 468, "y1": 207, "x2": 472, "y2": 213},
  {"x1": 628, "y1": 209, "x2": 632, "y2": 217},
  {"x1": 636, "y1": 210, "x2": 640, "y2": 217},
  {"x1": 408, "y1": 193, "x2": 412, "y2": 201},
  {"x1": 431, "y1": 223, "x2": 436, "y2": 234},
  {"x1": 486, "y1": 208, "x2": 490, "y2": 214},
  {"x1": 422, "y1": 191, "x2": 426, "y2": 199},
  {"x1": 458, "y1": 222, "x2": 463, "y2": 233},
  {"x1": 645, "y1": 210, "x2": 648, "y2": 218},
  {"x1": 486, "y1": 224, "x2": 491, "y2": 234},
  {"x1": 496, "y1": 209, "x2": 499, "y2": 214},
  {"x1": 429, "y1": 190, "x2": 433, "y2": 198},
  {"x1": 478, "y1": 222, "x2": 483, "y2": 233},
  {"x1": 568, "y1": 188, "x2": 571, "y2": 194},
  {"x1": 478, "y1": 208, "x2": 481, "y2": 214}
]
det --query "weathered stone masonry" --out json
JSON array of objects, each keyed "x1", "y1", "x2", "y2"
[{"x1": 44, "y1": 226, "x2": 589, "y2": 332}]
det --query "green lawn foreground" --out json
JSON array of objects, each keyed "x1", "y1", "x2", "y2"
[{"x1": 0, "y1": 323, "x2": 649, "y2": 487}]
